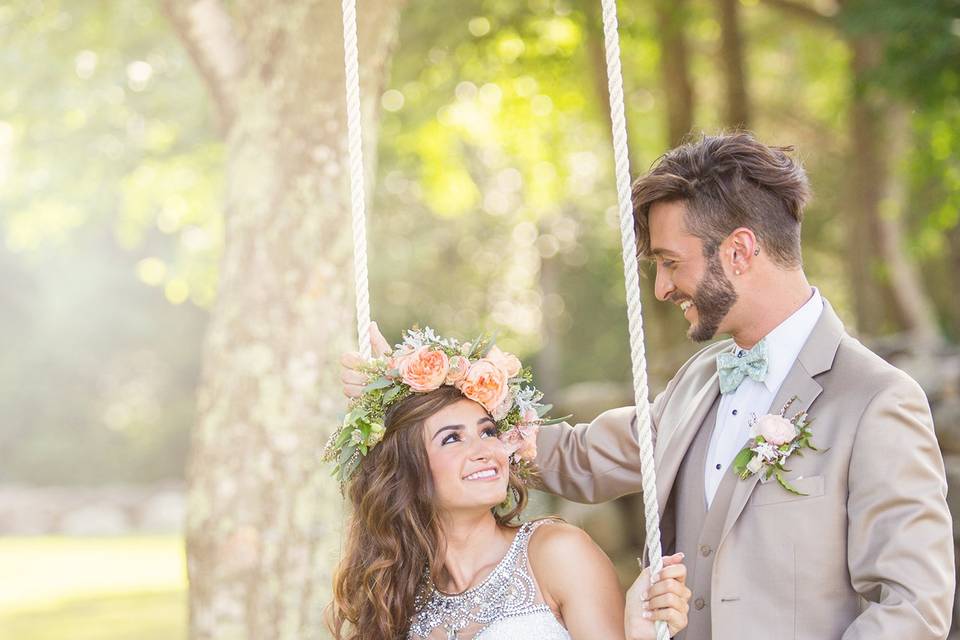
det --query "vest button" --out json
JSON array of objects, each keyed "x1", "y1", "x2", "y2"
[
  {"x1": 694, "y1": 597, "x2": 706, "y2": 610},
  {"x1": 699, "y1": 544, "x2": 712, "y2": 557}
]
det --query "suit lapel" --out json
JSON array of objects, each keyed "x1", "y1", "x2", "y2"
[
  {"x1": 718, "y1": 300, "x2": 846, "y2": 545},
  {"x1": 656, "y1": 372, "x2": 720, "y2": 515}
]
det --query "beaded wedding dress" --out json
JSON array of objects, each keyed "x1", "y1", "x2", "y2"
[{"x1": 407, "y1": 520, "x2": 572, "y2": 640}]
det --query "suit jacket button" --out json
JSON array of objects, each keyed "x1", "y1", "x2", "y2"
[
  {"x1": 694, "y1": 597, "x2": 706, "y2": 610},
  {"x1": 699, "y1": 544, "x2": 712, "y2": 557}
]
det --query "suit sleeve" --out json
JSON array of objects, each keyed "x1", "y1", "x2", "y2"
[
  {"x1": 533, "y1": 385, "x2": 671, "y2": 504},
  {"x1": 842, "y1": 374, "x2": 955, "y2": 639}
]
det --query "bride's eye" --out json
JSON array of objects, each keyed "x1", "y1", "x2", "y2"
[
  {"x1": 481, "y1": 425, "x2": 498, "y2": 438},
  {"x1": 441, "y1": 433, "x2": 462, "y2": 446}
]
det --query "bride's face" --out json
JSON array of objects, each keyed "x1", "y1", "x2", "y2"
[{"x1": 422, "y1": 398, "x2": 510, "y2": 514}]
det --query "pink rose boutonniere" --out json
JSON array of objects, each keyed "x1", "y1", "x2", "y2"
[{"x1": 732, "y1": 396, "x2": 824, "y2": 495}]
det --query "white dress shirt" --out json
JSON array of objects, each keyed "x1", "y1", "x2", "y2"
[{"x1": 703, "y1": 288, "x2": 824, "y2": 507}]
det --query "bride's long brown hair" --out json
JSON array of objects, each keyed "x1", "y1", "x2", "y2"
[{"x1": 327, "y1": 385, "x2": 529, "y2": 640}]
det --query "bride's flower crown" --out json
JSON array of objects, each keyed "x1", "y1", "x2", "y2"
[{"x1": 323, "y1": 326, "x2": 564, "y2": 484}]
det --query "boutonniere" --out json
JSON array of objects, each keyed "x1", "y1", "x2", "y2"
[{"x1": 732, "y1": 396, "x2": 823, "y2": 495}]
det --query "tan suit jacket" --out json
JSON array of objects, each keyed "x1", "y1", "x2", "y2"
[{"x1": 536, "y1": 301, "x2": 955, "y2": 639}]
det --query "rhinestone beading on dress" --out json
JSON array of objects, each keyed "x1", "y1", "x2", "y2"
[{"x1": 407, "y1": 520, "x2": 570, "y2": 640}]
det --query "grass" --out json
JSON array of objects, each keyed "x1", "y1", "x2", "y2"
[{"x1": 0, "y1": 536, "x2": 187, "y2": 640}]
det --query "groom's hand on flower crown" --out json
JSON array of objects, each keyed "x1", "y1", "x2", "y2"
[
  {"x1": 625, "y1": 552, "x2": 690, "y2": 639},
  {"x1": 340, "y1": 321, "x2": 392, "y2": 398}
]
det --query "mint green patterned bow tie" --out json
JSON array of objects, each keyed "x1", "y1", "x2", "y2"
[{"x1": 716, "y1": 339, "x2": 769, "y2": 394}]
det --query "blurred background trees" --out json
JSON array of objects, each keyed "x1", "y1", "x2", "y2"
[{"x1": 1, "y1": 0, "x2": 958, "y2": 637}]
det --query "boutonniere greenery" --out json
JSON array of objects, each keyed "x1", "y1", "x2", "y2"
[{"x1": 732, "y1": 396, "x2": 824, "y2": 495}]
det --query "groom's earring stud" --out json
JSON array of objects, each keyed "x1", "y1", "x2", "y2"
[{"x1": 754, "y1": 248, "x2": 760, "y2": 256}]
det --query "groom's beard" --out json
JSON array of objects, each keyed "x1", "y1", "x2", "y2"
[{"x1": 687, "y1": 252, "x2": 738, "y2": 342}]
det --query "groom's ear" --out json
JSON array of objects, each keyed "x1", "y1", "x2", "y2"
[{"x1": 727, "y1": 227, "x2": 758, "y2": 275}]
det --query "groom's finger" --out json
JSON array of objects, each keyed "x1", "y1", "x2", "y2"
[
  {"x1": 370, "y1": 321, "x2": 392, "y2": 357},
  {"x1": 341, "y1": 351, "x2": 365, "y2": 368}
]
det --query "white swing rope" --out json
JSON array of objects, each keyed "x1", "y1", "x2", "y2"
[
  {"x1": 598, "y1": 2, "x2": 669, "y2": 639},
  {"x1": 341, "y1": 0, "x2": 666, "y2": 637},
  {"x1": 342, "y1": 0, "x2": 372, "y2": 362}
]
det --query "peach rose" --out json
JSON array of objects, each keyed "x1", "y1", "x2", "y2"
[
  {"x1": 400, "y1": 347, "x2": 450, "y2": 392},
  {"x1": 388, "y1": 344, "x2": 418, "y2": 374},
  {"x1": 753, "y1": 414, "x2": 798, "y2": 446},
  {"x1": 501, "y1": 424, "x2": 539, "y2": 461},
  {"x1": 458, "y1": 358, "x2": 509, "y2": 412},
  {"x1": 486, "y1": 346, "x2": 522, "y2": 379},
  {"x1": 445, "y1": 355, "x2": 471, "y2": 385}
]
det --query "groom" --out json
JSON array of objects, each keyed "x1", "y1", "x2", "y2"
[{"x1": 534, "y1": 132, "x2": 954, "y2": 639}]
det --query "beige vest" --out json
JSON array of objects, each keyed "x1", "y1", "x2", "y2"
[{"x1": 671, "y1": 396, "x2": 745, "y2": 640}]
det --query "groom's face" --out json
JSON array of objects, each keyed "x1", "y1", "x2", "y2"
[{"x1": 648, "y1": 201, "x2": 739, "y2": 342}]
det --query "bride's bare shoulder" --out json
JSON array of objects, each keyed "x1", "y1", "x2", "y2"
[{"x1": 526, "y1": 519, "x2": 618, "y2": 582}]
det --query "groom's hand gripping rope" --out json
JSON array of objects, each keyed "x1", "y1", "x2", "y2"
[{"x1": 341, "y1": 321, "x2": 391, "y2": 398}]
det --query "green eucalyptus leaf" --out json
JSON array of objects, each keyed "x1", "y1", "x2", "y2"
[
  {"x1": 775, "y1": 470, "x2": 807, "y2": 496},
  {"x1": 535, "y1": 403, "x2": 554, "y2": 417},
  {"x1": 363, "y1": 377, "x2": 394, "y2": 392},
  {"x1": 382, "y1": 384, "x2": 404, "y2": 403}
]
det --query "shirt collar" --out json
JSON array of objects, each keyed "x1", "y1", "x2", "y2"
[{"x1": 734, "y1": 287, "x2": 824, "y2": 393}]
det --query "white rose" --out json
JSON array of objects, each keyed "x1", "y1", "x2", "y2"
[{"x1": 755, "y1": 414, "x2": 798, "y2": 446}]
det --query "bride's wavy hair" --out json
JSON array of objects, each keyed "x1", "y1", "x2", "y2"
[{"x1": 327, "y1": 385, "x2": 529, "y2": 640}]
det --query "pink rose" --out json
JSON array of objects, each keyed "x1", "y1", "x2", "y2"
[
  {"x1": 445, "y1": 355, "x2": 471, "y2": 385},
  {"x1": 458, "y1": 358, "x2": 509, "y2": 412},
  {"x1": 400, "y1": 348, "x2": 450, "y2": 392},
  {"x1": 500, "y1": 424, "x2": 539, "y2": 461},
  {"x1": 521, "y1": 407, "x2": 539, "y2": 424},
  {"x1": 754, "y1": 414, "x2": 798, "y2": 446},
  {"x1": 486, "y1": 346, "x2": 522, "y2": 379}
]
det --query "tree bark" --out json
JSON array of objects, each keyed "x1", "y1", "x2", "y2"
[
  {"x1": 167, "y1": 1, "x2": 405, "y2": 638},
  {"x1": 846, "y1": 37, "x2": 894, "y2": 336},
  {"x1": 845, "y1": 36, "x2": 939, "y2": 342},
  {"x1": 653, "y1": 0, "x2": 695, "y2": 147},
  {"x1": 716, "y1": 0, "x2": 750, "y2": 129},
  {"x1": 873, "y1": 105, "x2": 941, "y2": 344}
]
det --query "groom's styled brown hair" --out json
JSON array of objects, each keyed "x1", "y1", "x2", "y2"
[{"x1": 631, "y1": 132, "x2": 811, "y2": 268}]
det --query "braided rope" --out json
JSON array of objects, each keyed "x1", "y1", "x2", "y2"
[
  {"x1": 341, "y1": 0, "x2": 371, "y2": 360},
  {"x1": 599, "y1": 1, "x2": 667, "y2": 638}
]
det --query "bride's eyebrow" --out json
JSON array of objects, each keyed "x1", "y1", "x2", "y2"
[{"x1": 433, "y1": 424, "x2": 464, "y2": 441}]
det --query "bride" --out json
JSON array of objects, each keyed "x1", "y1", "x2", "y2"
[{"x1": 326, "y1": 326, "x2": 690, "y2": 640}]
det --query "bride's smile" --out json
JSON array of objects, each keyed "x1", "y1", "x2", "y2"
[{"x1": 423, "y1": 399, "x2": 510, "y2": 512}]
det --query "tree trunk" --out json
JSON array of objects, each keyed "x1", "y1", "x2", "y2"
[
  {"x1": 874, "y1": 105, "x2": 941, "y2": 345},
  {"x1": 846, "y1": 36, "x2": 939, "y2": 342},
  {"x1": 846, "y1": 36, "x2": 897, "y2": 337},
  {"x1": 653, "y1": 0, "x2": 695, "y2": 147},
  {"x1": 166, "y1": 1, "x2": 404, "y2": 638},
  {"x1": 716, "y1": 0, "x2": 750, "y2": 129}
]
